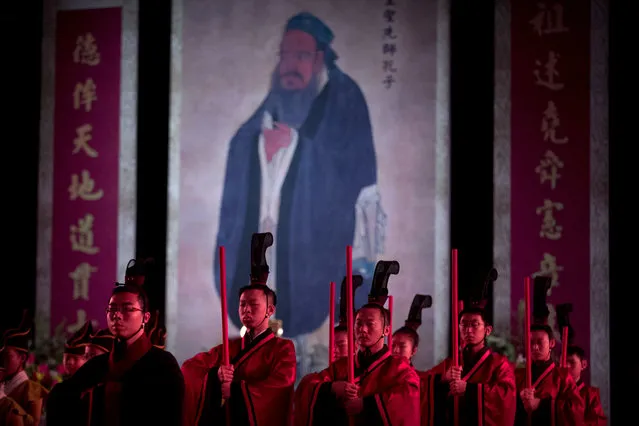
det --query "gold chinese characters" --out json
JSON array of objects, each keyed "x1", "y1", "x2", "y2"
[
  {"x1": 535, "y1": 150, "x2": 564, "y2": 189},
  {"x1": 59, "y1": 32, "x2": 104, "y2": 326},
  {"x1": 529, "y1": 2, "x2": 571, "y2": 295},
  {"x1": 69, "y1": 170, "x2": 104, "y2": 201},
  {"x1": 73, "y1": 33, "x2": 101, "y2": 66},
  {"x1": 69, "y1": 263, "x2": 98, "y2": 301},
  {"x1": 529, "y1": 3, "x2": 569, "y2": 36},
  {"x1": 70, "y1": 213, "x2": 100, "y2": 255},
  {"x1": 74, "y1": 78, "x2": 98, "y2": 112}
]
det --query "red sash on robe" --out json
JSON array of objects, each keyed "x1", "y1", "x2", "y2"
[
  {"x1": 515, "y1": 363, "x2": 585, "y2": 426},
  {"x1": 420, "y1": 349, "x2": 517, "y2": 426},
  {"x1": 576, "y1": 382, "x2": 607, "y2": 426},
  {"x1": 294, "y1": 347, "x2": 420, "y2": 426},
  {"x1": 181, "y1": 330, "x2": 295, "y2": 426}
]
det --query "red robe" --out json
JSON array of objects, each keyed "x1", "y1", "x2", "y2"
[
  {"x1": 294, "y1": 346, "x2": 420, "y2": 426},
  {"x1": 420, "y1": 347, "x2": 517, "y2": 426},
  {"x1": 514, "y1": 361, "x2": 585, "y2": 426},
  {"x1": 181, "y1": 329, "x2": 295, "y2": 426},
  {"x1": 576, "y1": 381, "x2": 606, "y2": 426}
]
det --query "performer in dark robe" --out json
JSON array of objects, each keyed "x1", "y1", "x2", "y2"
[
  {"x1": 514, "y1": 277, "x2": 584, "y2": 426},
  {"x1": 392, "y1": 294, "x2": 432, "y2": 365},
  {"x1": 45, "y1": 259, "x2": 184, "y2": 426},
  {"x1": 333, "y1": 275, "x2": 363, "y2": 361},
  {"x1": 422, "y1": 269, "x2": 516, "y2": 426},
  {"x1": 85, "y1": 329, "x2": 115, "y2": 360},
  {"x1": 146, "y1": 310, "x2": 167, "y2": 350},
  {"x1": 214, "y1": 11, "x2": 380, "y2": 337},
  {"x1": 0, "y1": 311, "x2": 48, "y2": 425},
  {"x1": 556, "y1": 304, "x2": 607, "y2": 426},
  {"x1": 294, "y1": 260, "x2": 420, "y2": 426},
  {"x1": 182, "y1": 233, "x2": 296, "y2": 426},
  {"x1": 0, "y1": 367, "x2": 30, "y2": 426},
  {"x1": 62, "y1": 321, "x2": 93, "y2": 378}
]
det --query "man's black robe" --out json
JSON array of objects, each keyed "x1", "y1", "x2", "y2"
[{"x1": 46, "y1": 335, "x2": 184, "y2": 426}]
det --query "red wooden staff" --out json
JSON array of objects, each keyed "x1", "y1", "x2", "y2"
[
  {"x1": 458, "y1": 300, "x2": 464, "y2": 352},
  {"x1": 388, "y1": 295, "x2": 394, "y2": 353},
  {"x1": 329, "y1": 281, "x2": 336, "y2": 365},
  {"x1": 451, "y1": 249, "x2": 459, "y2": 426},
  {"x1": 220, "y1": 246, "x2": 230, "y2": 365},
  {"x1": 346, "y1": 246, "x2": 355, "y2": 383},
  {"x1": 524, "y1": 277, "x2": 532, "y2": 388},
  {"x1": 561, "y1": 326, "x2": 569, "y2": 368},
  {"x1": 219, "y1": 246, "x2": 231, "y2": 426}
]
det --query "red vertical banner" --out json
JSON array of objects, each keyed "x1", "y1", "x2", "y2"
[
  {"x1": 51, "y1": 8, "x2": 122, "y2": 334},
  {"x1": 510, "y1": 0, "x2": 591, "y2": 366}
]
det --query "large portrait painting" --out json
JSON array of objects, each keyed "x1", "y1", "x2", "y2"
[{"x1": 168, "y1": 0, "x2": 450, "y2": 378}]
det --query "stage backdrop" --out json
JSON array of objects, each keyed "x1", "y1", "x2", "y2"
[
  {"x1": 168, "y1": 0, "x2": 451, "y2": 376},
  {"x1": 37, "y1": 0, "x2": 138, "y2": 343},
  {"x1": 493, "y1": 0, "x2": 609, "y2": 416}
]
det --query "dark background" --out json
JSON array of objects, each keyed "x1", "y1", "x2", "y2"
[{"x1": 2, "y1": 0, "x2": 632, "y2": 420}]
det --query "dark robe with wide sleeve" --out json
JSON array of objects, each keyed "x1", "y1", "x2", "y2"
[
  {"x1": 214, "y1": 65, "x2": 378, "y2": 337},
  {"x1": 514, "y1": 361, "x2": 585, "y2": 426},
  {"x1": 45, "y1": 334, "x2": 184, "y2": 426},
  {"x1": 181, "y1": 329, "x2": 296, "y2": 426},
  {"x1": 577, "y1": 381, "x2": 607, "y2": 426},
  {"x1": 421, "y1": 347, "x2": 517, "y2": 426},
  {"x1": 294, "y1": 346, "x2": 420, "y2": 426}
]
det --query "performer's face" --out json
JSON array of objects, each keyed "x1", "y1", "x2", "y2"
[
  {"x1": 278, "y1": 30, "x2": 324, "y2": 90},
  {"x1": 530, "y1": 330, "x2": 555, "y2": 361},
  {"x1": 63, "y1": 353, "x2": 86, "y2": 377},
  {"x1": 566, "y1": 354, "x2": 587, "y2": 382},
  {"x1": 355, "y1": 308, "x2": 390, "y2": 348},
  {"x1": 85, "y1": 344, "x2": 108, "y2": 360},
  {"x1": 460, "y1": 313, "x2": 492, "y2": 346},
  {"x1": 106, "y1": 292, "x2": 149, "y2": 339},
  {"x1": 334, "y1": 330, "x2": 349, "y2": 359},
  {"x1": 239, "y1": 289, "x2": 275, "y2": 330},
  {"x1": 0, "y1": 348, "x2": 26, "y2": 376},
  {"x1": 392, "y1": 332, "x2": 417, "y2": 360}
]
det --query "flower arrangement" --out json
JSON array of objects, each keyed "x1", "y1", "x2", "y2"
[{"x1": 25, "y1": 320, "x2": 68, "y2": 389}]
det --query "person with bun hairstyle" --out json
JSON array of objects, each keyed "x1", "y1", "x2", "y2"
[{"x1": 392, "y1": 294, "x2": 432, "y2": 365}]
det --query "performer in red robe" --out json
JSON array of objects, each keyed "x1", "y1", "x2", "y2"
[
  {"x1": 62, "y1": 321, "x2": 93, "y2": 378},
  {"x1": 294, "y1": 260, "x2": 420, "y2": 426},
  {"x1": 514, "y1": 277, "x2": 584, "y2": 426},
  {"x1": 421, "y1": 269, "x2": 516, "y2": 426},
  {"x1": 182, "y1": 232, "x2": 296, "y2": 426},
  {"x1": 392, "y1": 294, "x2": 431, "y2": 365},
  {"x1": 556, "y1": 304, "x2": 607, "y2": 425},
  {"x1": 45, "y1": 258, "x2": 184, "y2": 426},
  {"x1": 85, "y1": 328, "x2": 115, "y2": 360},
  {"x1": 333, "y1": 275, "x2": 363, "y2": 360}
]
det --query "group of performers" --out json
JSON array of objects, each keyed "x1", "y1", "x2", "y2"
[{"x1": 0, "y1": 232, "x2": 607, "y2": 425}]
